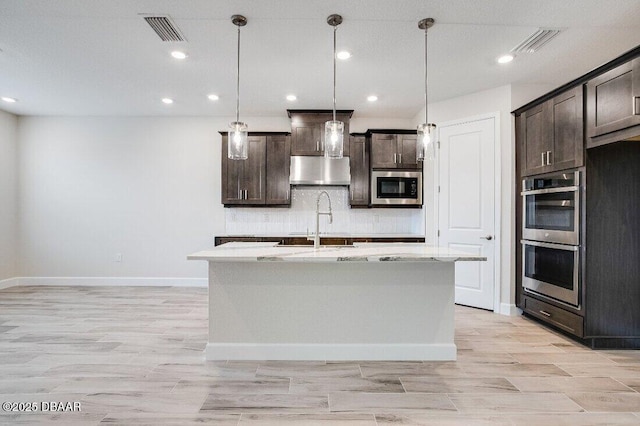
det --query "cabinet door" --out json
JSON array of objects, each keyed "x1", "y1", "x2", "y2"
[
  {"x1": 520, "y1": 103, "x2": 553, "y2": 176},
  {"x1": 221, "y1": 135, "x2": 244, "y2": 204},
  {"x1": 587, "y1": 58, "x2": 640, "y2": 139},
  {"x1": 370, "y1": 134, "x2": 398, "y2": 168},
  {"x1": 266, "y1": 135, "x2": 291, "y2": 205},
  {"x1": 349, "y1": 135, "x2": 369, "y2": 206},
  {"x1": 291, "y1": 115, "x2": 324, "y2": 156},
  {"x1": 398, "y1": 134, "x2": 420, "y2": 169},
  {"x1": 550, "y1": 86, "x2": 584, "y2": 171},
  {"x1": 242, "y1": 136, "x2": 267, "y2": 204}
]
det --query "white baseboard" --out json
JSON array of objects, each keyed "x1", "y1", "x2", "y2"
[
  {"x1": 0, "y1": 277, "x2": 19, "y2": 290},
  {"x1": 13, "y1": 277, "x2": 207, "y2": 288},
  {"x1": 205, "y1": 343, "x2": 457, "y2": 361},
  {"x1": 499, "y1": 303, "x2": 522, "y2": 316}
]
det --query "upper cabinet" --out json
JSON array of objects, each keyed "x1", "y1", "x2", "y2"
[
  {"x1": 221, "y1": 133, "x2": 291, "y2": 206},
  {"x1": 348, "y1": 134, "x2": 369, "y2": 207},
  {"x1": 518, "y1": 86, "x2": 584, "y2": 176},
  {"x1": 265, "y1": 134, "x2": 291, "y2": 205},
  {"x1": 288, "y1": 110, "x2": 353, "y2": 157},
  {"x1": 369, "y1": 131, "x2": 421, "y2": 169},
  {"x1": 586, "y1": 58, "x2": 640, "y2": 147}
]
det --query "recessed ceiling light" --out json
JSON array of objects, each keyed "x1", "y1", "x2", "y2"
[
  {"x1": 161, "y1": 98, "x2": 174, "y2": 104},
  {"x1": 208, "y1": 94, "x2": 219, "y2": 101},
  {"x1": 497, "y1": 54, "x2": 514, "y2": 64},
  {"x1": 171, "y1": 51, "x2": 188, "y2": 60},
  {"x1": 286, "y1": 94, "x2": 297, "y2": 101},
  {"x1": 336, "y1": 51, "x2": 351, "y2": 60},
  {"x1": 367, "y1": 95, "x2": 378, "y2": 102},
  {"x1": 1, "y1": 96, "x2": 17, "y2": 103}
]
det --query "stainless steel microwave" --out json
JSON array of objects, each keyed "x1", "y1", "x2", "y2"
[{"x1": 371, "y1": 171, "x2": 422, "y2": 206}]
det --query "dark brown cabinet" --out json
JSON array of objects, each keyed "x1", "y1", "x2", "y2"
[
  {"x1": 369, "y1": 131, "x2": 421, "y2": 169},
  {"x1": 514, "y1": 48, "x2": 640, "y2": 348},
  {"x1": 518, "y1": 86, "x2": 583, "y2": 176},
  {"x1": 288, "y1": 110, "x2": 353, "y2": 157},
  {"x1": 348, "y1": 134, "x2": 369, "y2": 207},
  {"x1": 221, "y1": 132, "x2": 291, "y2": 206},
  {"x1": 586, "y1": 58, "x2": 640, "y2": 147},
  {"x1": 215, "y1": 236, "x2": 425, "y2": 246},
  {"x1": 265, "y1": 135, "x2": 291, "y2": 205}
]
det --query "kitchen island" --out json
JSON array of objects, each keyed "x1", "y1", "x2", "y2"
[{"x1": 188, "y1": 242, "x2": 485, "y2": 361}]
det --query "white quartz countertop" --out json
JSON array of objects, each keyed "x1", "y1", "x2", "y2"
[
  {"x1": 217, "y1": 233, "x2": 425, "y2": 239},
  {"x1": 188, "y1": 242, "x2": 486, "y2": 263}
]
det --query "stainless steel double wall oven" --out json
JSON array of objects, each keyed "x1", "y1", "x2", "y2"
[{"x1": 521, "y1": 171, "x2": 581, "y2": 307}]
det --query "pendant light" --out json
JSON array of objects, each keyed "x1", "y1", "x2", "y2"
[
  {"x1": 324, "y1": 14, "x2": 344, "y2": 159},
  {"x1": 417, "y1": 18, "x2": 436, "y2": 162},
  {"x1": 228, "y1": 15, "x2": 248, "y2": 160}
]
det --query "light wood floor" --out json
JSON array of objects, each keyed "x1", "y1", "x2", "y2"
[{"x1": 0, "y1": 285, "x2": 639, "y2": 425}]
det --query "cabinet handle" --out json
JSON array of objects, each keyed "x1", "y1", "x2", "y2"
[
  {"x1": 539, "y1": 310, "x2": 552, "y2": 317},
  {"x1": 634, "y1": 96, "x2": 640, "y2": 115},
  {"x1": 398, "y1": 153, "x2": 402, "y2": 163},
  {"x1": 541, "y1": 152, "x2": 545, "y2": 167},
  {"x1": 316, "y1": 140, "x2": 320, "y2": 151},
  {"x1": 393, "y1": 153, "x2": 397, "y2": 164},
  {"x1": 244, "y1": 189, "x2": 248, "y2": 200},
  {"x1": 546, "y1": 151, "x2": 552, "y2": 165},
  {"x1": 238, "y1": 189, "x2": 242, "y2": 200}
]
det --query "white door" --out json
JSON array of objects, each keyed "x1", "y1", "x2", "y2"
[{"x1": 437, "y1": 116, "x2": 497, "y2": 310}]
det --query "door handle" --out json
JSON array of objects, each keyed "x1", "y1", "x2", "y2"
[
  {"x1": 480, "y1": 235, "x2": 493, "y2": 240},
  {"x1": 546, "y1": 151, "x2": 552, "y2": 165}
]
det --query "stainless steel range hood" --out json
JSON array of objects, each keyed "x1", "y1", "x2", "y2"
[{"x1": 289, "y1": 156, "x2": 351, "y2": 186}]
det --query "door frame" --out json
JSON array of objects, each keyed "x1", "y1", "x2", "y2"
[{"x1": 433, "y1": 112, "x2": 501, "y2": 313}]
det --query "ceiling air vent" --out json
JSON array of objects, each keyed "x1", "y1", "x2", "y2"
[
  {"x1": 142, "y1": 15, "x2": 186, "y2": 42},
  {"x1": 511, "y1": 28, "x2": 562, "y2": 54}
]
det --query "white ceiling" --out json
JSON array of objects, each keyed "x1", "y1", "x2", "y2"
[{"x1": 1, "y1": 0, "x2": 639, "y2": 118}]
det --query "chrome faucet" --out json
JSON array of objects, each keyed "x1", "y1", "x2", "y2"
[{"x1": 308, "y1": 190, "x2": 333, "y2": 249}]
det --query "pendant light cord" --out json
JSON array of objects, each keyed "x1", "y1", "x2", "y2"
[
  {"x1": 424, "y1": 26, "x2": 428, "y2": 125},
  {"x1": 332, "y1": 25, "x2": 337, "y2": 122},
  {"x1": 236, "y1": 25, "x2": 241, "y2": 123}
]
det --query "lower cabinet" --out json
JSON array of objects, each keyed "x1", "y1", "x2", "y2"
[
  {"x1": 214, "y1": 236, "x2": 425, "y2": 246},
  {"x1": 521, "y1": 295, "x2": 584, "y2": 338}
]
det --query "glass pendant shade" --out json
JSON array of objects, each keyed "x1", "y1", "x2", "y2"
[
  {"x1": 324, "y1": 120, "x2": 344, "y2": 159},
  {"x1": 227, "y1": 15, "x2": 248, "y2": 161},
  {"x1": 417, "y1": 122, "x2": 436, "y2": 161},
  {"x1": 228, "y1": 121, "x2": 248, "y2": 160}
]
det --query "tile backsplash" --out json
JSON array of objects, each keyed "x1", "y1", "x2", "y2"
[{"x1": 224, "y1": 187, "x2": 425, "y2": 235}]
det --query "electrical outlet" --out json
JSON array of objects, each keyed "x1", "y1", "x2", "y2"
[{"x1": 114, "y1": 253, "x2": 122, "y2": 262}]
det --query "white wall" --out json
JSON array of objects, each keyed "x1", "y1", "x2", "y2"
[
  {"x1": 413, "y1": 85, "x2": 517, "y2": 313},
  {"x1": 16, "y1": 114, "x2": 417, "y2": 280},
  {"x1": 0, "y1": 109, "x2": 18, "y2": 282}
]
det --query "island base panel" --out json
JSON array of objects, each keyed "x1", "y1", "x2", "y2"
[{"x1": 206, "y1": 261, "x2": 456, "y2": 361}]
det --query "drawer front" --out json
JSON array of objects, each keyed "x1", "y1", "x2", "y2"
[{"x1": 523, "y1": 295, "x2": 584, "y2": 337}]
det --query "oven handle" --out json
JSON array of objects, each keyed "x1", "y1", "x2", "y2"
[
  {"x1": 521, "y1": 240, "x2": 579, "y2": 251},
  {"x1": 521, "y1": 186, "x2": 579, "y2": 196}
]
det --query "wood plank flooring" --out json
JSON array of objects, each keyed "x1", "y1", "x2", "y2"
[{"x1": 0, "y1": 285, "x2": 639, "y2": 425}]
